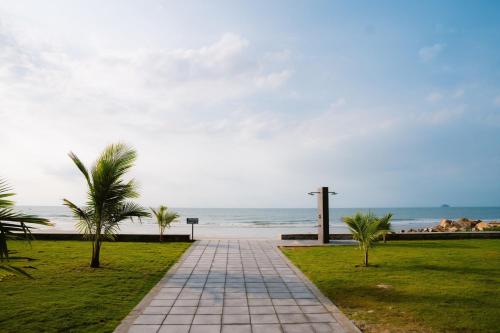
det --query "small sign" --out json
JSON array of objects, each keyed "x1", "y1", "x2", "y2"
[{"x1": 187, "y1": 218, "x2": 199, "y2": 224}]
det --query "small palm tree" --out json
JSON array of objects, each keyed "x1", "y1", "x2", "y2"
[
  {"x1": 378, "y1": 213, "x2": 393, "y2": 243},
  {"x1": 0, "y1": 178, "x2": 51, "y2": 277},
  {"x1": 343, "y1": 212, "x2": 392, "y2": 267},
  {"x1": 151, "y1": 206, "x2": 179, "y2": 241},
  {"x1": 63, "y1": 143, "x2": 150, "y2": 268}
]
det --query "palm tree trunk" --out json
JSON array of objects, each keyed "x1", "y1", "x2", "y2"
[
  {"x1": 90, "y1": 236, "x2": 101, "y2": 268},
  {"x1": 364, "y1": 248, "x2": 369, "y2": 267},
  {"x1": 0, "y1": 230, "x2": 8, "y2": 259}
]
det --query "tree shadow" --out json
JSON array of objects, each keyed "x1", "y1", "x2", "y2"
[
  {"x1": 384, "y1": 242, "x2": 480, "y2": 250},
  {"x1": 333, "y1": 284, "x2": 498, "y2": 308},
  {"x1": 402, "y1": 263, "x2": 498, "y2": 276},
  {"x1": 6, "y1": 256, "x2": 39, "y2": 262}
]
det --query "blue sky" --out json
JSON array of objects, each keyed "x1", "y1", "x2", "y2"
[{"x1": 0, "y1": 1, "x2": 499, "y2": 207}]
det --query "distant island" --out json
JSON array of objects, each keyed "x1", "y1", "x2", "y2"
[{"x1": 441, "y1": 204, "x2": 450, "y2": 207}]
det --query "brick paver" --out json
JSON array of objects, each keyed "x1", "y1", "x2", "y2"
[{"x1": 118, "y1": 240, "x2": 360, "y2": 333}]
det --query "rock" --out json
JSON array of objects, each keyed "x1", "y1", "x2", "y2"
[
  {"x1": 433, "y1": 225, "x2": 445, "y2": 232},
  {"x1": 456, "y1": 218, "x2": 480, "y2": 229},
  {"x1": 475, "y1": 221, "x2": 500, "y2": 231},
  {"x1": 376, "y1": 284, "x2": 393, "y2": 289},
  {"x1": 439, "y1": 219, "x2": 453, "y2": 228},
  {"x1": 433, "y1": 218, "x2": 499, "y2": 232},
  {"x1": 475, "y1": 222, "x2": 490, "y2": 231}
]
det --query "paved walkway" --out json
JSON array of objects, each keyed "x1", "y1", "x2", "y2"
[{"x1": 116, "y1": 240, "x2": 360, "y2": 333}]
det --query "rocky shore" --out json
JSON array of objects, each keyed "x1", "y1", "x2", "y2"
[{"x1": 402, "y1": 218, "x2": 500, "y2": 233}]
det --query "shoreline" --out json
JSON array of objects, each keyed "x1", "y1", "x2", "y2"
[
  {"x1": 29, "y1": 231, "x2": 500, "y2": 242},
  {"x1": 22, "y1": 206, "x2": 500, "y2": 239}
]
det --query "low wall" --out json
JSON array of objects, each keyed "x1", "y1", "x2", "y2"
[
  {"x1": 281, "y1": 232, "x2": 500, "y2": 241},
  {"x1": 31, "y1": 233, "x2": 191, "y2": 242}
]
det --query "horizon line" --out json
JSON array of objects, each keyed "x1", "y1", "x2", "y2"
[{"x1": 16, "y1": 205, "x2": 500, "y2": 209}]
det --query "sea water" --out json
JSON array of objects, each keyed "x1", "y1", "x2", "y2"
[{"x1": 18, "y1": 206, "x2": 500, "y2": 239}]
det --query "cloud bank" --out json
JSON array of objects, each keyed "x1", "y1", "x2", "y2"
[{"x1": 1, "y1": 2, "x2": 499, "y2": 208}]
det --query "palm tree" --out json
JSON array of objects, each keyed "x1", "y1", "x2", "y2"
[
  {"x1": 378, "y1": 213, "x2": 393, "y2": 243},
  {"x1": 151, "y1": 206, "x2": 179, "y2": 241},
  {"x1": 63, "y1": 143, "x2": 150, "y2": 268},
  {"x1": 343, "y1": 212, "x2": 392, "y2": 267},
  {"x1": 0, "y1": 178, "x2": 51, "y2": 276}
]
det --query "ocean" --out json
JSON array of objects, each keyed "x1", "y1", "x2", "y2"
[{"x1": 18, "y1": 206, "x2": 500, "y2": 239}]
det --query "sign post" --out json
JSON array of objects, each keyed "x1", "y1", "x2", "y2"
[{"x1": 186, "y1": 218, "x2": 199, "y2": 241}]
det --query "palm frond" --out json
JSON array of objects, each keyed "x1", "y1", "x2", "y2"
[
  {"x1": 0, "y1": 178, "x2": 51, "y2": 261},
  {"x1": 112, "y1": 202, "x2": 150, "y2": 222},
  {"x1": 63, "y1": 199, "x2": 94, "y2": 239},
  {"x1": 68, "y1": 152, "x2": 92, "y2": 188},
  {"x1": 0, "y1": 179, "x2": 15, "y2": 207},
  {"x1": 377, "y1": 213, "x2": 393, "y2": 231}
]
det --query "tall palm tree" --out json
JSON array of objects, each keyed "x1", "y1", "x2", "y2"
[
  {"x1": 151, "y1": 206, "x2": 179, "y2": 241},
  {"x1": 63, "y1": 143, "x2": 150, "y2": 268},
  {"x1": 343, "y1": 212, "x2": 392, "y2": 267},
  {"x1": 0, "y1": 178, "x2": 50, "y2": 276}
]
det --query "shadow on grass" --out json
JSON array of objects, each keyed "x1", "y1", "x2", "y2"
[
  {"x1": 347, "y1": 261, "x2": 498, "y2": 276},
  {"x1": 5, "y1": 256, "x2": 39, "y2": 262},
  {"x1": 407, "y1": 263, "x2": 499, "y2": 275},
  {"x1": 321, "y1": 284, "x2": 494, "y2": 308},
  {"x1": 383, "y1": 241, "x2": 479, "y2": 250}
]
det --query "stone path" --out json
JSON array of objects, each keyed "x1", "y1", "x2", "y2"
[{"x1": 116, "y1": 240, "x2": 360, "y2": 333}]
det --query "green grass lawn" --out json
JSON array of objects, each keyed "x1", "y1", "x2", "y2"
[
  {"x1": 281, "y1": 240, "x2": 500, "y2": 333},
  {"x1": 0, "y1": 240, "x2": 191, "y2": 333}
]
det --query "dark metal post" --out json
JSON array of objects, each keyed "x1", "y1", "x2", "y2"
[
  {"x1": 318, "y1": 187, "x2": 330, "y2": 243},
  {"x1": 308, "y1": 188, "x2": 337, "y2": 244}
]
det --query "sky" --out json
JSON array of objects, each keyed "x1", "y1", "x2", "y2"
[{"x1": 1, "y1": 0, "x2": 499, "y2": 208}]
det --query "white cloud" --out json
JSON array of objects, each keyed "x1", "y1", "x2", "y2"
[
  {"x1": 452, "y1": 89, "x2": 464, "y2": 99},
  {"x1": 264, "y1": 49, "x2": 291, "y2": 63},
  {"x1": 419, "y1": 43, "x2": 446, "y2": 62},
  {"x1": 0, "y1": 25, "x2": 298, "y2": 205},
  {"x1": 293, "y1": 107, "x2": 400, "y2": 150},
  {"x1": 494, "y1": 95, "x2": 500, "y2": 107},
  {"x1": 0, "y1": 10, "x2": 497, "y2": 208},
  {"x1": 0, "y1": 28, "x2": 291, "y2": 119},
  {"x1": 426, "y1": 92, "x2": 443, "y2": 103},
  {"x1": 329, "y1": 98, "x2": 347, "y2": 109},
  {"x1": 416, "y1": 106, "x2": 465, "y2": 125},
  {"x1": 254, "y1": 70, "x2": 292, "y2": 89}
]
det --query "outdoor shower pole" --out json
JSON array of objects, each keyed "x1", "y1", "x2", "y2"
[
  {"x1": 318, "y1": 187, "x2": 329, "y2": 244},
  {"x1": 308, "y1": 187, "x2": 337, "y2": 244}
]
